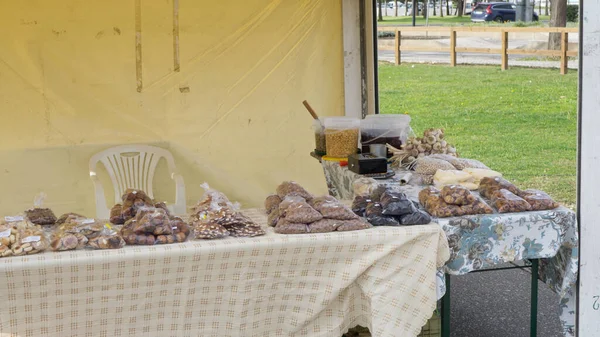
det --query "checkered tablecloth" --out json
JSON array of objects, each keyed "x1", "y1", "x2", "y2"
[{"x1": 0, "y1": 209, "x2": 449, "y2": 337}]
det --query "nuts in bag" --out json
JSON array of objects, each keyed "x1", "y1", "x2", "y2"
[
  {"x1": 336, "y1": 219, "x2": 372, "y2": 232},
  {"x1": 274, "y1": 219, "x2": 309, "y2": 234},
  {"x1": 276, "y1": 181, "x2": 313, "y2": 200},
  {"x1": 311, "y1": 198, "x2": 358, "y2": 220},
  {"x1": 284, "y1": 201, "x2": 323, "y2": 223},
  {"x1": 278, "y1": 195, "x2": 307, "y2": 215},
  {"x1": 380, "y1": 189, "x2": 417, "y2": 216},
  {"x1": 365, "y1": 202, "x2": 400, "y2": 226},
  {"x1": 264, "y1": 194, "x2": 282, "y2": 215},
  {"x1": 479, "y1": 177, "x2": 522, "y2": 199},
  {"x1": 308, "y1": 219, "x2": 343, "y2": 233},
  {"x1": 267, "y1": 208, "x2": 281, "y2": 227},
  {"x1": 441, "y1": 185, "x2": 477, "y2": 205},
  {"x1": 490, "y1": 189, "x2": 532, "y2": 213},
  {"x1": 351, "y1": 195, "x2": 372, "y2": 217},
  {"x1": 519, "y1": 189, "x2": 559, "y2": 211},
  {"x1": 399, "y1": 210, "x2": 432, "y2": 225}
]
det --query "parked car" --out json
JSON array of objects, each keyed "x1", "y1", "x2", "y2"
[{"x1": 471, "y1": 2, "x2": 539, "y2": 22}]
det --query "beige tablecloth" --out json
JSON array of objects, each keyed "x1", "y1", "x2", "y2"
[{"x1": 0, "y1": 209, "x2": 449, "y2": 337}]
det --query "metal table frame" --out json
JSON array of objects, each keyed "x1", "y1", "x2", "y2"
[{"x1": 440, "y1": 259, "x2": 539, "y2": 337}]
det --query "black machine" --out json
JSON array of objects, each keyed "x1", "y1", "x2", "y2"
[{"x1": 348, "y1": 153, "x2": 388, "y2": 175}]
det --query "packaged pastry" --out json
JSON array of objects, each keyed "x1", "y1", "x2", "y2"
[
  {"x1": 413, "y1": 157, "x2": 456, "y2": 176},
  {"x1": 121, "y1": 208, "x2": 190, "y2": 245},
  {"x1": 0, "y1": 218, "x2": 49, "y2": 257},
  {"x1": 194, "y1": 223, "x2": 230, "y2": 239},
  {"x1": 24, "y1": 192, "x2": 57, "y2": 226},
  {"x1": 441, "y1": 185, "x2": 476, "y2": 206},
  {"x1": 490, "y1": 189, "x2": 532, "y2": 213},
  {"x1": 87, "y1": 224, "x2": 125, "y2": 250},
  {"x1": 479, "y1": 177, "x2": 522, "y2": 198},
  {"x1": 109, "y1": 189, "x2": 155, "y2": 224},
  {"x1": 519, "y1": 189, "x2": 559, "y2": 211}
]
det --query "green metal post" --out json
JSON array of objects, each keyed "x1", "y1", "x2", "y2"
[
  {"x1": 530, "y1": 259, "x2": 539, "y2": 337},
  {"x1": 442, "y1": 274, "x2": 451, "y2": 337}
]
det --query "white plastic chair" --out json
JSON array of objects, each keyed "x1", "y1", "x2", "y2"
[{"x1": 89, "y1": 145, "x2": 186, "y2": 219}]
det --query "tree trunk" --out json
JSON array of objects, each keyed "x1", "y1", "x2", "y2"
[
  {"x1": 395, "y1": 0, "x2": 399, "y2": 16},
  {"x1": 447, "y1": 1, "x2": 450, "y2": 15},
  {"x1": 405, "y1": 0, "x2": 409, "y2": 16},
  {"x1": 378, "y1": 0, "x2": 384, "y2": 21},
  {"x1": 440, "y1": 0, "x2": 444, "y2": 17},
  {"x1": 545, "y1": 0, "x2": 549, "y2": 16},
  {"x1": 457, "y1": 0, "x2": 464, "y2": 16},
  {"x1": 433, "y1": 0, "x2": 437, "y2": 16},
  {"x1": 423, "y1": 0, "x2": 428, "y2": 18},
  {"x1": 548, "y1": 0, "x2": 566, "y2": 50}
]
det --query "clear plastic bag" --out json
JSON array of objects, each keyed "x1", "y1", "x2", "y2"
[
  {"x1": 194, "y1": 223, "x2": 230, "y2": 239},
  {"x1": 336, "y1": 219, "x2": 372, "y2": 232},
  {"x1": 365, "y1": 202, "x2": 400, "y2": 226},
  {"x1": 24, "y1": 192, "x2": 57, "y2": 226},
  {"x1": 274, "y1": 219, "x2": 309, "y2": 234},
  {"x1": 267, "y1": 208, "x2": 281, "y2": 227},
  {"x1": 414, "y1": 157, "x2": 455, "y2": 176},
  {"x1": 121, "y1": 209, "x2": 190, "y2": 245},
  {"x1": 308, "y1": 195, "x2": 338, "y2": 209},
  {"x1": 264, "y1": 194, "x2": 282, "y2": 215},
  {"x1": 228, "y1": 225, "x2": 266, "y2": 237},
  {"x1": 7, "y1": 219, "x2": 49, "y2": 256},
  {"x1": 490, "y1": 189, "x2": 532, "y2": 213},
  {"x1": 276, "y1": 181, "x2": 313, "y2": 200},
  {"x1": 352, "y1": 177, "x2": 379, "y2": 197},
  {"x1": 132, "y1": 208, "x2": 173, "y2": 236},
  {"x1": 519, "y1": 189, "x2": 559, "y2": 211},
  {"x1": 312, "y1": 199, "x2": 358, "y2": 220},
  {"x1": 284, "y1": 201, "x2": 323, "y2": 223},
  {"x1": 399, "y1": 210, "x2": 432, "y2": 225},
  {"x1": 308, "y1": 219, "x2": 342, "y2": 233},
  {"x1": 479, "y1": 177, "x2": 522, "y2": 198},
  {"x1": 50, "y1": 231, "x2": 88, "y2": 251},
  {"x1": 380, "y1": 190, "x2": 416, "y2": 216},
  {"x1": 87, "y1": 224, "x2": 126, "y2": 250},
  {"x1": 441, "y1": 185, "x2": 477, "y2": 205},
  {"x1": 370, "y1": 185, "x2": 388, "y2": 202},
  {"x1": 351, "y1": 195, "x2": 372, "y2": 217},
  {"x1": 278, "y1": 195, "x2": 307, "y2": 215}
]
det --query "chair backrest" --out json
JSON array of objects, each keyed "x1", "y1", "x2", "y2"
[{"x1": 90, "y1": 145, "x2": 178, "y2": 201}]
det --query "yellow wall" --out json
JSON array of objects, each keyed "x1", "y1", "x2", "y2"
[{"x1": 0, "y1": 0, "x2": 344, "y2": 216}]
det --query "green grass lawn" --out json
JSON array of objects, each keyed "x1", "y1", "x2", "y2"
[{"x1": 378, "y1": 63, "x2": 578, "y2": 207}]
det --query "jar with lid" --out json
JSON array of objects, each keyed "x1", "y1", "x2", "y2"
[{"x1": 323, "y1": 117, "x2": 360, "y2": 158}]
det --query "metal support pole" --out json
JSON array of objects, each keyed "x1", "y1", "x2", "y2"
[
  {"x1": 412, "y1": 0, "x2": 417, "y2": 26},
  {"x1": 530, "y1": 259, "x2": 539, "y2": 337},
  {"x1": 441, "y1": 274, "x2": 451, "y2": 337}
]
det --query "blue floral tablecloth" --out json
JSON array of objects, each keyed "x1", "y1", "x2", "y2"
[{"x1": 321, "y1": 161, "x2": 579, "y2": 336}]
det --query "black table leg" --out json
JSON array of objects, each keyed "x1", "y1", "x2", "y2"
[
  {"x1": 530, "y1": 259, "x2": 539, "y2": 337},
  {"x1": 441, "y1": 274, "x2": 451, "y2": 337}
]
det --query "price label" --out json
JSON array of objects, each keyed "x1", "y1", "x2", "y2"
[
  {"x1": 0, "y1": 229, "x2": 11, "y2": 238},
  {"x1": 81, "y1": 219, "x2": 96, "y2": 225},
  {"x1": 4, "y1": 216, "x2": 24, "y2": 222},
  {"x1": 22, "y1": 236, "x2": 41, "y2": 243}
]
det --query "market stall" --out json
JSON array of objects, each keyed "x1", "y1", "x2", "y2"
[
  {"x1": 0, "y1": 184, "x2": 449, "y2": 337},
  {"x1": 309, "y1": 114, "x2": 579, "y2": 336}
]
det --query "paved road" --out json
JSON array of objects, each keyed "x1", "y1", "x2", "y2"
[{"x1": 378, "y1": 49, "x2": 579, "y2": 69}]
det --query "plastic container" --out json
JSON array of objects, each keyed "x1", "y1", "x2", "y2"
[
  {"x1": 313, "y1": 119, "x2": 326, "y2": 155},
  {"x1": 324, "y1": 117, "x2": 360, "y2": 158},
  {"x1": 360, "y1": 114, "x2": 412, "y2": 153}
]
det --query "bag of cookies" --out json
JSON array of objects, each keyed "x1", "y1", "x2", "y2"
[
  {"x1": 519, "y1": 189, "x2": 559, "y2": 211},
  {"x1": 490, "y1": 189, "x2": 532, "y2": 213},
  {"x1": 441, "y1": 185, "x2": 476, "y2": 205},
  {"x1": 87, "y1": 224, "x2": 126, "y2": 250},
  {"x1": 479, "y1": 177, "x2": 522, "y2": 198},
  {"x1": 24, "y1": 193, "x2": 57, "y2": 226}
]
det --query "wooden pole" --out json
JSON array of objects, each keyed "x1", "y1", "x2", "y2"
[
  {"x1": 395, "y1": 30, "x2": 401, "y2": 65},
  {"x1": 450, "y1": 29, "x2": 457, "y2": 67},
  {"x1": 501, "y1": 30, "x2": 508, "y2": 70},
  {"x1": 560, "y1": 31, "x2": 568, "y2": 75}
]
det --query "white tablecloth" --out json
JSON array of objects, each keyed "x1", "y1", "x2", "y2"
[{"x1": 0, "y1": 209, "x2": 449, "y2": 337}]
